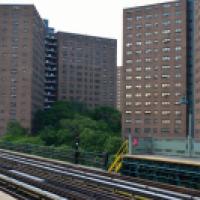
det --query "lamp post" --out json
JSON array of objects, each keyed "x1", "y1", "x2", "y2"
[
  {"x1": 179, "y1": 96, "x2": 193, "y2": 157},
  {"x1": 128, "y1": 132, "x2": 132, "y2": 154}
]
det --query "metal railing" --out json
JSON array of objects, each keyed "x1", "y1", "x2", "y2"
[{"x1": 0, "y1": 141, "x2": 109, "y2": 169}]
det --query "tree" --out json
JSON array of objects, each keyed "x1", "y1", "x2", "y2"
[
  {"x1": 6, "y1": 121, "x2": 27, "y2": 136},
  {"x1": 91, "y1": 107, "x2": 121, "y2": 133},
  {"x1": 33, "y1": 101, "x2": 89, "y2": 132},
  {"x1": 39, "y1": 126, "x2": 58, "y2": 146},
  {"x1": 104, "y1": 136, "x2": 123, "y2": 154}
]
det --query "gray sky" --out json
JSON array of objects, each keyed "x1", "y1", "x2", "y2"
[{"x1": 1, "y1": 0, "x2": 174, "y2": 65}]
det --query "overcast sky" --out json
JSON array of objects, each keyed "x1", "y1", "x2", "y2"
[{"x1": 1, "y1": 0, "x2": 174, "y2": 65}]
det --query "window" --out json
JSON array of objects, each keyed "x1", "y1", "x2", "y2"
[
  {"x1": 126, "y1": 94, "x2": 132, "y2": 98},
  {"x1": 175, "y1": 92, "x2": 181, "y2": 96},
  {"x1": 136, "y1": 25, "x2": 142, "y2": 29},
  {"x1": 127, "y1": 17, "x2": 133, "y2": 21},
  {"x1": 163, "y1": 4, "x2": 170, "y2": 8},
  {"x1": 126, "y1": 60, "x2": 133, "y2": 64},
  {"x1": 135, "y1": 93, "x2": 142, "y2": 97},
  {"x1": 175, "y1": 56, "x2": 181, "y2": 60},
  {"x1": 162, "y1": 47, "x2": 170, "y2": 52},
  {"x1": 175, "y1": 83, "x2": 181, "y2": 87},
  {"x1": 145, "y1": 75, "x2": 151, "y2": 79},
  {"x1": 145, "y1": 58, "x2": 152, "y2": 62},
  {"x1": 125, "y1": 110, "x2": 132, "y2": 114},
  {"x1": 162, "y1": 111, "x2": 171, "y2": 115},
  {"x1": 145, "y1": 40, "x2": 153, "y2": 45},
  {"x1": 162, "y1": 102, "x2": 170, "y2": 105},
  {"x1": 145, "y1": 32, "x2": 152, "y2": 36},
  {"x1": 144, "y1": 111, "x2": 151, "y2": 114},
  {"x1": 135, "y1": 85, "x2": 142, "y2": 89},
  {"x1": 126, "y1": 68, "x2": 132, "y2": 72},
  {"x1": 135, "y1": 119, "x2": 142, "y2": 124},
  {"x1": 126, "y1": 85, "x2": 132, "y2": 89},
  {"x1": 162, "y1": 74, "x2": 170, "y2": 78},
  {"x1": 163, "y1": 13, "x2": 170, "y2": 17},
  {"x1": 126, "y1": 76, "x2": 132, "y2": 80},
  {"x1": 135, "y1": 102, "x2": 142, "y2": 106},
  {"x1": 162, "y1": 65, "x2": 170, "y2": 69},
  {"x1": 162, "y1": 20, "x2": 170, "y2": 26},
  {"x1": 136, "y1": 33, "x2": 142, "y2": 38},
  {"x1": 175, "y1": 74, "x2": 181, "y2": 78},
  {"x1": 161, "y1": 128, "x2": 170, "y2": 133},
  {"x1": 162, "y1": 92, "x2": 170, "y2": 97},
  {"x1": 175, "y1": 19, "x2": 182, "y2": 24},
  {"x1": 136, "y1": 41, "x2": 142, "y2": 46},
  {"x1": 175, "y1": 111, "x2": 181, "y2": 115},
  {"x1": 136, "y1": 67, "x2": 142, "y2": 71},
  {"x1": 136, "y1": 59, "x2": 141, "y2": 63},
  {"x1": 127, "y1": 25, "x2": 133, "y2": 30},
  {"x1": 125, "y1": 119, "x2": 132, "y2": 123},
  {"x1": 145, "y1": 84, "x2": 151, "y2": 88},
  {"x1": 162, "y1": 83, "x2": 170, "y2": 88},
  {"x1": 145, "y1": 93, "x2": 151, "y2": 97},
  {"x1": 162, "y1": 120, "x2": 170, "y2": 124},
  {"x1": 135, "y1": 50, "x2": 142, "y2": 54},
  {"x1": 126, "y1": 51, "x2": 132, "y2": 55},
  {"x1": 145, "y1": 49, "x2": 152, "y2": 54},
  {"x1": 126, "y1": 42, "x2": 132, "y2": 47},
  {"x1": 145, "y1": 67, "x2": 151, "y2": 71},
  {"x1": 145, "y1": 24, "x2": 153, "y2": 28},
  {"x1": 175, "y1": 28, "x2": 182, "y2": 33},
  {"x1": 175, "y1": 46, "x2": 181, "y2": 51},
  {"x1": 163, "y1": 38, "x2": 171, "y2": 43},
  {"x1": 162, "y1": 56, "x2": 170, "y2": 61},
  {"x1": 136, "y1": 16, "x2": 142, "y2": 20},
  {"x1": 145, "y1": 102, "x2": 151, "y2": 106},
  {"x1": 126, "y1": 102, "x2": 132, "y2": 106},
  {"x1": 145, "y1": 15, "x2": 153, "y2": 19},
  {"x1": 135, "y1": 76, "x2": 142, "y2": 80},
  {"x1": 162, "y1": 30, "x2": 171, "y2": 34},
  {"x1": 135, "y1": 111, "x2": 142, "y2": 114}
]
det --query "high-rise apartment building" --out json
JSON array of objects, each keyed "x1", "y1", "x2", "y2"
[
  {"x1": 44, "y1": 20, "x2": 58, "y2": 109},
  {"x1": 57, "y1": 32, "x2": 117, "y2": 108},
  {"x1": 117, "y1": 66, "x2": 123, "y2": 111},
  {"x1": 122, "y1": 0, "x2": 190, "y2": 140},
  {"x1": 0, "y1": 5, "x2": 45, "y2": 134}
]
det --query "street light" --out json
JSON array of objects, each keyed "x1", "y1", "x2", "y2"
[{"x1": 179, "y1": 96, "x2": 193, "y2": 157}]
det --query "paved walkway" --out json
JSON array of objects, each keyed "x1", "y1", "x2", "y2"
[{"x1": 0, "y1": 191, "x2": 16, "y2": 200}]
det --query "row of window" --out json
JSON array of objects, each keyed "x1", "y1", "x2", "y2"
[
  {"x1": 126, "y1": 56, "x2": 182, "y2": 64},
  {"x1": 131, "y1": 127, "x2": 181, "y2": 134},
  {"x1": 125, "y1": 101, "x2": 181, "y2": 106},
  {"x1": 125, "y1": 83, "x2": 181, "y2": 89},
  {"x1": 126, "y1": 92, "x2": 182, "y2": 97},
  {"x1": 125, "y1": 66, "x2": 181, "y2": 72},
  {"x1": 125, "y1": 110, "x2": 181, "y2": 115},
  {"x1": 127, "y1": 47, "x2": 182, "y2": 55},
  {"x1": 125, "y1": 119, "x2": 182, "y2": 124},
  {"x1": 125, "y1": 74, "x2": 182, "y2": 80}
]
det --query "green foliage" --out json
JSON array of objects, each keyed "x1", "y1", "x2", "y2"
[
  {"x1": 3, "y1": 101, "x2": 123, "y2": 155},
  {"x1": 6, "y1": 121, "x2": 27, "y2": 136},
  {"x1": 104, "y1": 136, "x2": 123, "y2": 154},
  {"x1": 91, "y1": 107, "x2": 121, "y2": 133},
  {"x1": 33, "y1": 101, "x2": 89, "y2": 132}
]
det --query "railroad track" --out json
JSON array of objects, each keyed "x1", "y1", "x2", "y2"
[{"x1": 0, "y1": 149, "x2": 199, "y2": 200}]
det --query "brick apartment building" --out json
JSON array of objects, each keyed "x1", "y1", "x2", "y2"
[
  {"x1": 122, "y1": 0, "x2": 200, "y2": 140},
  {"x1": 0, "y1": 5, "x2": 45, "y2": 135},
  {"x1": 57, "y1": 32, "x2": 117, "y2": 108}
]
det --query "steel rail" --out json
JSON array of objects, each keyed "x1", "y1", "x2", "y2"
[{"x1": 0, "y1": 151, "x2": 199, "y2": 199}]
